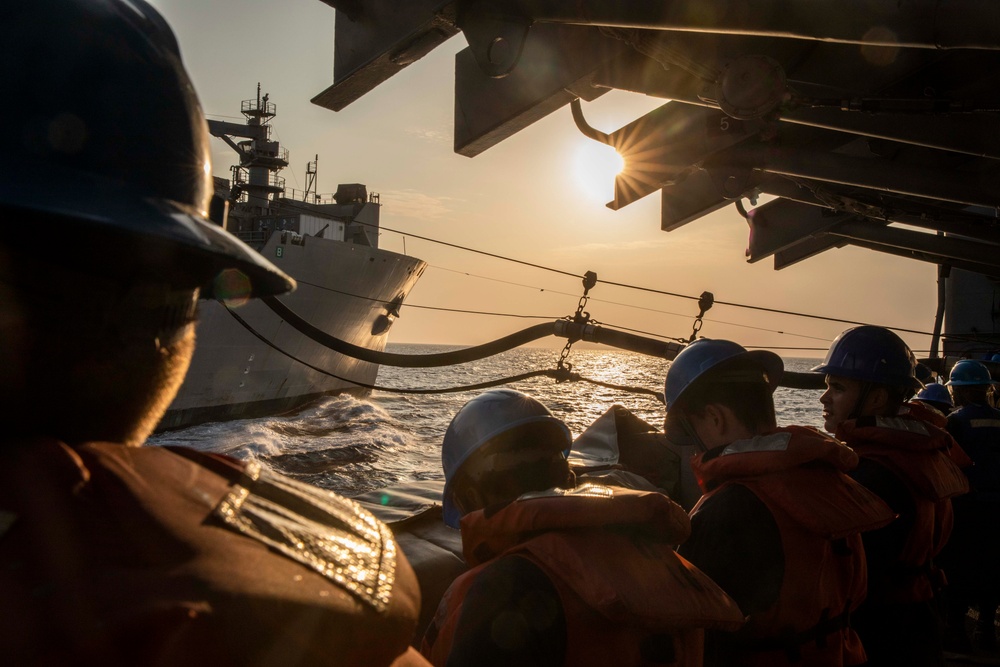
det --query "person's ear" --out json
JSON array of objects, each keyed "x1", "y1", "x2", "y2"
[
  {"x1": 703, "y1": 403, "x2": 726, "y2": 435},
  {"x1": 866, "y1": 386, "x2": 890, "y2": 415}
]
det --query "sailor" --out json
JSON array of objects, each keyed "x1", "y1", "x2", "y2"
[
  {"x1": 666, "y1": 338, "x2": 894, "y2": 666},
  {"x1": 912, "y1": 382, "x2": 955, "y2": 420},
  {"x1": 814, "y1": 326, "x2": 969, "y2": 666},
  {"x1": 421, "y1": 389, "x2": 744, "y2": 666},
  {"x1": 939, "y1": 360, "x2": 1000, "y2": 651},
  {"x1": 0, "y1": 1, "x2": 427, "y2": 665}
]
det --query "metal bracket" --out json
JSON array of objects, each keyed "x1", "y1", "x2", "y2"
[{"x1": 457, "y1": 1, "x2": 531, "y2": 78}]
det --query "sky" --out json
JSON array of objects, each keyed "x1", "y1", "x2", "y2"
[{"x1": 148, "y1": 0, "x2": 939, "y2": 357}]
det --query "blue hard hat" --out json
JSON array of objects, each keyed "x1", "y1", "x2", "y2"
[
  {"x1": 946, "y1": 360, "x2": 995, "y2": 386},
  {"x1": 812, "y1": 326, "x2": 921, "y2": 389},
  {"x1": 915, "y1": 382, "x2": 953, "y2": 408},
  {"x1": 441, "y1": 389, "x2": 571, "y2": 528},
  {"x1": 664, "y1": 338, "x2": 783, "y2": 410}
]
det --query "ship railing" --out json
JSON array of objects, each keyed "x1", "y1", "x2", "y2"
[
  {"x1": 241, "y1": 98, "x2": 276, "y2": 117},
  {"x1": 233, "y1": 230, "x2": 271, "y2": 249},
  {"x1": 232, "y1": 167, "x2": 285, "y2": 192},
  {"x1": 284, "y1": 188, "x2": 339, "y2": 205}
]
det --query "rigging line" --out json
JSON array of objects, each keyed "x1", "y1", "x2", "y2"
[
  {"x1": 413, "y1": 234, "x2": 938, "y2": 336},
  {"x1": 584, "y1": 278, "x2": 942, "y2": 337},
  {"x1": 303, "y1": 265, "x2": 831, "y2": 343},
  {"x1": 405, "y1": 303, "x2": 561, "y2": 319},
  {"x1": 431, "y1": 265, "x2": 580, "y2": 294},
  {"x1": 568, "y1": 375, "x2": 665, "y2": 404},
  {"x1": 430, "y1": 266, "x2": 830, "y2": 341},
  {"x1": 294, "y1": 278, "x2": 400, "y2": 304},
  {"x1": 271, "y1": 199, "x2": 580, "y2": 280},
  {"x1": 223, "y1": 302, "x2": 560, "y2": 393},
  {"x1": 275, "y1": 200, "x2": 939, "y2": 338},
  {"x1": 695, "y1": 318, "x2": 832, "y2": 341}
]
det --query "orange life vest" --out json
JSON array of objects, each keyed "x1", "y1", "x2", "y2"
[
  {"x1": 903, "y1": 401, "x2": 973, "y2": 468},
  {"x1": 422, "y1": 484, "x2": 745, "y2": 667},
  {"x1": 836, "y1": 415, "x2": 970, "y2": 604},
  {"x1": 691, "y1": 426, "x2": 896, "y2": 666},
  {"x1": 0, "y1": 438, "x2": 426, "y2": 667}
]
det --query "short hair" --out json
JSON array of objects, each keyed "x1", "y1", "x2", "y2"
[
  {"x1": 951, "y1": 383, "x2": 990, "y2": 407},
  {"x1": 881, "y1": 383, "x2": 912, "y2": 415},
  {"x1": 673, "y1": 358, "x2": 777, "y2": 434},
  {"x1": 450, "y1": 427, "x2": 571, "y2": 510}
]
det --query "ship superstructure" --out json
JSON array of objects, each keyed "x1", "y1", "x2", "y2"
[{"x1": 159, "y1": 87, "x2": 425, "y2": 430}]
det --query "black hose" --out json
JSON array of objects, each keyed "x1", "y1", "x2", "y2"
[
  {"x1": 779, "y1": 370, "x2": 827, "y2": 390},
  {"x1": 260, "y1": 297, "x2": 828, "y2": 390},
  {"x1": 261, "y1": 296, "x2": 557, "y2": 367}
]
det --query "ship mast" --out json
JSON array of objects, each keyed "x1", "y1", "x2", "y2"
[
  {"x1": 305, "y1": 154, "x2": 319, "y2": 203},
  {"x1": 205, "y1": 83, "x2": 290, "y2": 216}
]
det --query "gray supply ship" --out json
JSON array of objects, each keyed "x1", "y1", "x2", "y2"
[{"x1": 158, "y1": 88, "x2": 426, "y2": 430}]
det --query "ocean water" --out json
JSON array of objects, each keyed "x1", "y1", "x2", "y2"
[{"x1": 148, "y1": 345, "x2": 825, "y2": 497}]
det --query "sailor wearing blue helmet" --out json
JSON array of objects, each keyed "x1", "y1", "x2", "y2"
[
  {"x1": 914, "y1": 382, "x2": 955, "y2": 416},
  {"x1": 665, "y1": 337, "x2": 892, "y2": 667},
  {"x1": 940, "y1": 359, "x2": 1000, "y2": 651},
  {"x1": 815, "y1": 326, "x2": 968, "y2": 666}
]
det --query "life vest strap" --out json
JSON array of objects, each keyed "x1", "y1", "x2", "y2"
[{"x1": 725, "y1": 603, "x2": 852, "y2": 662}]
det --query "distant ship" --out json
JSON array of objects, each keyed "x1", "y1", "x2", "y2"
[{"x1": 158, "y1": 87, "x2": 426, "y2": 430}]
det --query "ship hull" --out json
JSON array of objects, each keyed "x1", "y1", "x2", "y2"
[{"x1": 159, "y1": 231, "x2": 425, "y2": 430}]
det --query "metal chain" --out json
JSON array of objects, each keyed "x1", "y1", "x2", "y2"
[
  {"x1": 557, "y1": 271, "x2": 598, "y2": 373},
  {"x1": 688, "y1": 291, "x2": 715, "y2": 343}
]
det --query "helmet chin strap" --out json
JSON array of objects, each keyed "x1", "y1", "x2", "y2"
[
  {"x1": 679, "y1": 413, "x2": 710, "y2": 453},
  {"x1": 849, "y1": 381, "x2": 874, "y2": 421}
]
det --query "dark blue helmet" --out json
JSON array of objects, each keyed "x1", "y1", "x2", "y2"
[
  {"x1": 812, "y1": 326, "x2": 921, "y2": 389},
  {"x1": 915, "y1": 382, "x2": 953, "y2": 408},
  {"x1": 946, "y1": 360, "x2": 995, "y2": 387},
  {"x1": 664, "y1": 339, "x2": 783, "y2": 410}
]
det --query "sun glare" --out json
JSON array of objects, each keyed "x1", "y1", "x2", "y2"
[{"x1": 571, "y1": 139, "x2": 625, "y2": 203}]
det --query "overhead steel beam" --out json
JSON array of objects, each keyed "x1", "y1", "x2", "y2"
[
  {"x1": 827, "y1": 219, "x2": 1000, "y2": 269},
  {"x1": 745, "y1": 198, "x2": 858, "y2": 262},
  {"x1": 718, "y1": 143, "x2": 1000, "y2": 209},
  {"x1": 839, "y1": 238, "x2": 1000, "y2": 277},
  {"x1": 454, "y1": 22, "x2": 626, "y2": 156},
  {"x1": 780, "y1": 108, "x2": 1000, "y2": 160},
  {"x1": 312, "y1": 0, "x2": 459, "y2": 111},
  {"x1": 659, "y1": 171, "x2": 731, "y2": 232},
  {"x1": 756, "y1": 177, "x2": 1000, "y2": 244},
  {"x1": 773, "y1": 234, "x2": 848, "y2": 270},
  {"x1": 487, "y1": 0, "x2": 1000, "y2": 50},
  {"x1": 600, "y1": 102, "x2": 758, "y2": 210}
]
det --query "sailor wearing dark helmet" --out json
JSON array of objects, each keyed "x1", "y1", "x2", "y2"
[
  {"x1": 815, "y1": 326, "x2": 969, "y2": 666},
  {"x1": 913, "y1": 383, "x2": 955, "y2": 420},
  {"x1": 938, "y1": 360, "x2": 1000, "y2": 651},
  {"x1": 421, "y1": 389, "x2": 744, "y2": 667},
  {"x1": 0, "y1": 1, "x2": 427, "y2": 665},
  {"x1": 668, "y1": 338, "x2": 895, "y2": 667}
]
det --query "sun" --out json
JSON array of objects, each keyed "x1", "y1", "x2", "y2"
[{"x1": 571, "y1": 139, "x2": 625, "y2": 203}]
